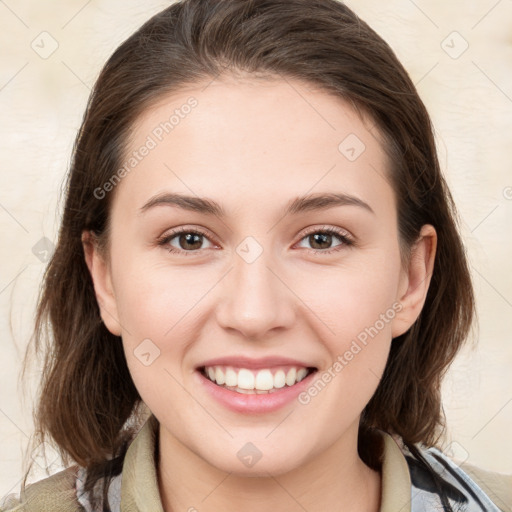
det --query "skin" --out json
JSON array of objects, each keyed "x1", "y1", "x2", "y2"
[{"x1": 83, "y1": 75, "x2": 436, "y2": 512}]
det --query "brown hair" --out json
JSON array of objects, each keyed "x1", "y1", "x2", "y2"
[{"x1": 22, "y1": 0, "x2": 474, "y2": 508}]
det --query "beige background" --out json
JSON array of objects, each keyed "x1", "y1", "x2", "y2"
[{"x1": 1, "y1": 0, "x2": 511, "y2": 498}]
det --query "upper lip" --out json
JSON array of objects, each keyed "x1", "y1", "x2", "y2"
[{"x1": 196, "y1": 356, "x2": 317, "y2": 370}]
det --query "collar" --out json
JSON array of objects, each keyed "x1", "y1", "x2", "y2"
[{"x1": 120, "y1": 414, "x2": 412, "y2": 512}]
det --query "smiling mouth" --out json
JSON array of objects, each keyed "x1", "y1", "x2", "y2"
[{"x1": 199, "y1": 365, "x2": 318, "y2": 394}]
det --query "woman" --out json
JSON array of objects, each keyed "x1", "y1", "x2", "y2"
[{"x1": 2, "y1": 0, "x2": 510, "y2": 510}]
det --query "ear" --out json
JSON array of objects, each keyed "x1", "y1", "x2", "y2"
[
  {"x1": 391, "y1": 224, "x2": 437, "y2": 338},
  {"x1": 82, "y1": 230, "x2": 122, "y2": 336}
]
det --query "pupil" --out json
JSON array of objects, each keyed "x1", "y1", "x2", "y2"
[
  {"x1": 311, "y1": 233, "x2": 331, "y2": 249},
  {"x1": 181, "y1": 233, "x2": 202, "y2": 249}
]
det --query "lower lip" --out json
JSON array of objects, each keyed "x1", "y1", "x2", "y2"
[{"x1": 195, "y1": 369, "x2": 317, "y2": 414}]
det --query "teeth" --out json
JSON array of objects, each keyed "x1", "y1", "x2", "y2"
[
  {"x1": 296, "y1": 368, "x2": 308, "y2": 382},
  {"x1": 274, "y1": 370, "x2": 286, "y2": 388},
  {"x1": 225, "y1": 367, "x2": 237, "y2": 387},
  {"x1": 285, "y1": 367, "x2": 296, "y2": 386},
  {"x1": 238, "y1": 369, "x2": 254, "y2": 390},
  {"x1": 202, "y1": 365, "x2": 313, "y2": 392},
  {"x1": 215, "y1": 367, "x2": 225, "y2": 385},
  {"x1": 255, "y1": 369, "x2": 273, "y2": 390}
]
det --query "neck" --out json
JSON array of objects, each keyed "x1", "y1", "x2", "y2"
[{"x1": 157, "y1": 424, "x2": 382, "y2": 512}]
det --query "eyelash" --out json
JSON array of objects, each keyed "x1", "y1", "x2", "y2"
[{"x1": 157, "y1": 226, "x2": 354, "y2": 257}]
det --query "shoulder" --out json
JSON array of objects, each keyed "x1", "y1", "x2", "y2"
[
  {"x1": 405, "y1": 444, "x2": 512, "y2": 512},
  {"x1": 458, "y1": 460, "x2": 512, "y2": 512},
  {"x1": 0, "y1": 466, "x2": 83, "y2": 512}
]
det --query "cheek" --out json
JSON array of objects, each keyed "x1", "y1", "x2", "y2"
[
  {"x1": 296, "y1": 263, "x2": 400, "y2": 422},
  {"x1": 292, "y1": 251, "x2": 401, "y2": 412},
  {"x1": 112, "y1": 254, "x2": 209, "y2": 338},
  {"x1": 111, "y1": 258, "x2": 202, "y2": 411},
  {"x1": 295, "y1": 253, "x2": 402, "y2": 342}
]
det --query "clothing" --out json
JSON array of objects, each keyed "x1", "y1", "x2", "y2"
[{"x1": 1, "y1": 414, "x2": 511, "y2": 511}]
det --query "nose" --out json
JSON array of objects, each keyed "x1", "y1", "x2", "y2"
[{"x1": 215, "y1": 241, "x2": 296, "y2": 340}]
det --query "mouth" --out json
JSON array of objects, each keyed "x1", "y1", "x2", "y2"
[{"x1": 198, "y1": 365, "x2": 318, "y2": 395}]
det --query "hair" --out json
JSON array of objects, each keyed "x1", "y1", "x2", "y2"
[{"x1": 21, "y1": 0, "x2": 475, "y2": 510}]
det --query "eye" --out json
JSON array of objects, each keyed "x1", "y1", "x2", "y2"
[
  {"x1": 157, "y1": 227, "x2": 216, "y2": 255},
  {"x1": 157, "y1": 225, "x2": 354, "y2": 256},
  {"x1": 295, "y1": 226, "x2": 354, "y2": 254}
]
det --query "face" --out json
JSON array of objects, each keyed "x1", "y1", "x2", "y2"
[{"x1": 84, "y1": 75, "x2": 435, "y2": 477}]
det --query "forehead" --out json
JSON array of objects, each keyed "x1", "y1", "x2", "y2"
[{"x1": 115, "y1": 76, "x2": 394, "y2": 217}]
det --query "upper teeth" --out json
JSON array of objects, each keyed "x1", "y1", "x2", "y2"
[{"x1": 204, "y1": 366, "x2": 310, "y2": 391}]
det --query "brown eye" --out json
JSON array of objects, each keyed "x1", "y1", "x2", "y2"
[
  {"x1": 296, "y1": 227, "x2": 354, "y2": 254},
  {"x1": 308, "y1": 232, "x2": 334, "y2": 250},
  {"x1": 158, "y1": 228, "x2": 215, "y2": 255},
  {"x1": 176, "y1": 232, "x2": 204, "y2": 250}
]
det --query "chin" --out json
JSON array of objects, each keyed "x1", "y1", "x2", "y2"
[{"x1": 207, "y1": 449, "x2": 303, "y2": 477}]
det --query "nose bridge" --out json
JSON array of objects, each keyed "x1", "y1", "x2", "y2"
[{"x1": 216, "y1": 236, "x2": 294, "y2": 338}]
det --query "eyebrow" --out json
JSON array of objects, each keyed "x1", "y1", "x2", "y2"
[{"x1": 139, "y1": 192, "x2": 375, "y2": 217}]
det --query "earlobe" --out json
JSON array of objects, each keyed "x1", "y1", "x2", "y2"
[
  {"x1": 81, "y1": 231, "x2": 123, "y2": 336},
  {"x1": 391, "y1": 224, "x2": 437, "y2": 338}
]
